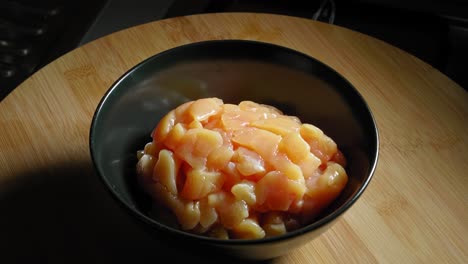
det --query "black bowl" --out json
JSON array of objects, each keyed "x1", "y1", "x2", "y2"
[{"x1": 89, "y1": 40, "x2": 379, "y2": 260}]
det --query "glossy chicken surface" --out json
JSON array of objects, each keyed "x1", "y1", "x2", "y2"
[{"x1": 137, "y1": 98, "x2": 347, "y2": 239}]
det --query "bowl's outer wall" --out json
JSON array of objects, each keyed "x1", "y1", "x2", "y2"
[{"x1": 90, "y1": 40, "x2": 378, "y2": 259}]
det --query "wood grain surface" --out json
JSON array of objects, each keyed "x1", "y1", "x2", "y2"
[{"x1": 0, "y1": 13, "x2": 466, "y2": 263}]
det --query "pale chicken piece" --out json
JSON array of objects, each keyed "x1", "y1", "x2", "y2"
[
  {"x1": 153, "y1": 149, "x2": 179, "y2": 195},
  {"x1": 302, "y1": 162, "x2": 348, "y2": 222},
  {"x1": 233, "y1": 147, "x2": 266, "y2": 177},
  {"x1": 238, "y1": 100, "x2": 262, "y2": 112},
  {"x1": 231, "y1": 127, "x2": 282, "y2": 162},
  {"x1": 213, "y1": 128, "x2": 234, "y2": 148},
  {"x1": 221, "y1": 162, "x2": 242, "y2": 191},
  {"x1": 190, "y1": 224, "x2": 211, "y2": 235},
  {"x1": 144, "y1": 142, "x2": 160, "y2": 157},
  {"x1": 270, "y1": 153, "x2": 304, "y2": 181},
  {"x1": 174, "y1": 101, "x2": 194, "y2": 123},
  {"x1": 188, "y1": 97, "x2": 223, "y2": 122},
  {"x1": 185, "y1": 128, "x2": 223, "y2": 157},
  {"x1": 199, "y1": 198, "x2": 218, "y2": 228},
  {"x1": 188, "y1": 120, "x2": 203, "y2": 129},
  {"x1": 300, "y1": 124, "x2": 338, "y2": 163},
  {"x1": 136, "y1": 150, "x2": 145, "y2": 160},
  {"x1": 137, "y1": 154, "x2": 156, "y2": 186},
  {"x1": 218, "y1": 197, "x2": 249, "y2": 229},
  {"x1": 220, "y1": 103, "x2": 268, "y2": 130},
  {"x1": 250, "y1": 116, "x2": 301, "y2": 136},
  {"x1": 164, "y1": 123, "x2": 186, "y2": 150},
  {"x1": 207, "y1": 191, "x2": 249, "y2": 229},
  {"x1": 231, "y1": 218, "x2": 266, "y2": 239},
  {"x1": 175, "y1": 201, "x2": 201, "y2": 230},
  {"x1": 174, "y1": 128, "x2": 223, "y2": 169},
  {"x1": 298, "y1": 153, "x2": 322, "y2": 179},
  {"x1": 180, "y1": 169, "x2": 224, "y2": 200},
  {"x1": 206, "y1": 145, "x2": 234, "y2": 170},
  {"x1": 285, "y1": 115, "x2": 301, "y2": 124},
  {"x1": 238, "y1": 100, "x2": 282, "y2": 116},
  {"x1": 153, "y1": 110, "x2": 176, "y2": 142},
  {"x1": 262, "y1": 212, "x2": 287, "y2": 237},
  {"x1": 208, "y1": 226, "x2": 229, "y2": 239},
  {"x1": 203, "y1": 112, "x2": 223, "y2": 130},
  {"x1": 145, "y1": 163, "x2": 205, "y2": 231},
  {"x1": 151, "y1": 181, "x2": 180, "y2": 210},
  {"x1": 279, "y1": 132, "x2": 311, "y2": 163},
  {"x1": 220, "y1": 104, "x2": 246, "y2": 130},
  {"x1": 255, "y1": 171, "x2": 305, "y2": 211},
  {"x1": 317, "y1": 162, "x2": 348, "y2": 191},
  {"x1": 263, "y1": 222, "x2": 287, "y2": 237},
  {"x1": 231, "y1": 181, "x2": 257, "y2": 206},
  {"x1": 150, "y1": 172, "x2": 214, "y2": 231}
]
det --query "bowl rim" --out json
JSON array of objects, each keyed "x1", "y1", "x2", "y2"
[{"x1": 89, "y1": 39, "x2": 379, "y2": 245}]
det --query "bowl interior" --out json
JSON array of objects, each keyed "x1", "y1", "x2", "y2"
[{"x1": 90, "y1": 40, "x2": 378, "y2": 241}]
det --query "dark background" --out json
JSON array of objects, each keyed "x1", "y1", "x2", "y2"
[{"x1": 1, "y1": 0, "x2": 467, "y2": 101}]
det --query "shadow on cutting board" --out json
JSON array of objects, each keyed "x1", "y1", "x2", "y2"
[{"x1": 0, "y1": 161, "x2": 272, "y2": 264}]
